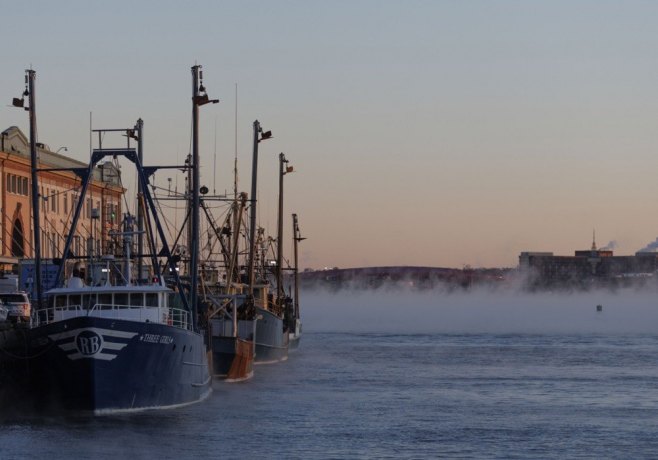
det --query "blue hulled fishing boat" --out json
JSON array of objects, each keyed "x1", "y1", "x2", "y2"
[{"x1": 0, "y1": 67, "x2": 213, "y2": 414}]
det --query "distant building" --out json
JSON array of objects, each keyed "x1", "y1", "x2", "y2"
[
  {"x1": 519, "y1": 236, "x2": 658, "y2": 286},
  {"x1": 0, "y1": 126, "x2": 124, "y2": 271}
]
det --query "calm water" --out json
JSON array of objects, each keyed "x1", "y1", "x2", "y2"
[{"x1": 2, "y1": 289, "x2": 658, "y2": 459}]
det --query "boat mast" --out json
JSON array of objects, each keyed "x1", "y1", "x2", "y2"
[
  {"x1": 191, "y1": 65, "x2": 218, "y2": 330},
  {"x1": 247, "y1": 120, "x2": 271, "y2": 293},
  {"x1": 25, "y1": 70, "x2": 43, "y2": 306},
  {"x1": 190, "y1": 66, "x2": 201, "y2": 330},
  {"x1": 135, "y1": 118, "x2": 144, "y2": 282},
  {"x1": 292, "y1": 213, "x2": 303, "y2": 320},
  {"x1": 276, "y1": 152, "x2": 290, "y2": 303}
]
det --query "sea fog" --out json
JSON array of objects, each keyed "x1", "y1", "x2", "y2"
[{"x1": 302, "y1": 284, "x2": 658, "y2": 335}]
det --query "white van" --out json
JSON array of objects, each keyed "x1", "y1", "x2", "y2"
[{"x1": 0, "y1": 292, "x2": 31, "y2": 323}]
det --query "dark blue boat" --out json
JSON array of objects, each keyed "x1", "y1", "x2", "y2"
[
  {"x1": 1, "y1": 311, "x2": 210, "y2": 414},
  {"x1": 1, "y1": 66, "x2": 215, "y2": 414}
]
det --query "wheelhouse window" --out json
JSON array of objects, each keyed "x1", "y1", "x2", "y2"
[
  {"x1": 82, "y1": 294, "x2": 92, "y2": 308},
  {"x1": 115, "y1": 293, "x2": 128, "y2": 306},
  {"x1": 98, "y1": 293, "x2": 112, "y2": 306},
  {"x1": 130, "y1": 293, "x2": 143, "y2": 306},
  {"x1": 145, "y1": 293, "x2": 158, "y2": 307}
]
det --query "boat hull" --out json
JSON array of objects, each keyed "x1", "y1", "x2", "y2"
[
  {"x1": 210, "y1": 318, "x2": 255, "y2": 381},
  {"x1": 0, "y1": 316, "x2": 211, "y2": 414},
  {"x1": 254, "y1": 306, "x2": 288, "y2": 364},
  {"x1": 211, "y1": 336, "x2": 254, "y2": 381}
]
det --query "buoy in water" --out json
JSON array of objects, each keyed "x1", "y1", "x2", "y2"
[{"x1": 596, "y1": 304, "x2": 603, "y2": 312}]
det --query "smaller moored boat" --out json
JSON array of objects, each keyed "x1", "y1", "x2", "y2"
[{"x1": 207, "y1": 292, "x2": 256, "y2": 381}]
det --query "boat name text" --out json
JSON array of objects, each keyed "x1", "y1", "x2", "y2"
[{"x1": 140, "y1": 334, "x2": 174, "y2": 344}]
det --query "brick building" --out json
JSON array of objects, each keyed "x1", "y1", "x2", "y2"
[{"x1": 0, "y1": 126, "x2": 124, "y2": 271}]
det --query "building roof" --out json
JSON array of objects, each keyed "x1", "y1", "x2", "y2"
[{"x1": 0, "y1": 126, "x2": 122, "y2": 188}]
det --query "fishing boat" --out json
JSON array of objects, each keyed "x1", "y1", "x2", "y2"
[
  {"x1": 0, "y1": 68, "x2": 213, "y2": 414},
  {"x1": 16, "y1": 265, "x2": 211, "y2": 414},
  {"x1": 252, "y1": 283, "x2": 289, "y2": 363},
  {"x1": 247, "y1": 146, "x2": 306, "y2": 363},
  {"x1": 242, "y1": 133, "x2": 283, "y2": 364},
  {"x1": 195, "y1": 135, "x2": 257, "y2": 381},
  {"x1": 207, "y1": 291, "x2": 256, "y2": 381}
]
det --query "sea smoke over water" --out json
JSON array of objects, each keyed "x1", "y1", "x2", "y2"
[
  {"x1": 638, "y1": 237, "x2": 658, "y2": 253},
  {"x1": 600, "y1": 240, "x2": 617, "y2": 250},
  {"x1": 301, "y1": 285, "x2": 658, "y2": 335}
]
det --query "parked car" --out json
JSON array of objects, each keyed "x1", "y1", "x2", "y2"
[{"x1": 0, "y1": 292, "x2": 31, "y2": 323}]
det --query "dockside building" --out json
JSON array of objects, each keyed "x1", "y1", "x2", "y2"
[
  {"x1": 519, "y1": 240, "x2": 658, "y2": 286},
  {"x1": 0, "y1": 126, "x2": 124, "y2": 271}
]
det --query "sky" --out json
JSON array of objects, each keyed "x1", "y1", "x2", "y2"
[{"x1": 2, "y1": 1, "x2": 658, "y2": 270}]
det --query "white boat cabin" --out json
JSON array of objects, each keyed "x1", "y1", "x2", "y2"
[{"x1": 41, "y1": 278, "x2": 189, "y2": 329}]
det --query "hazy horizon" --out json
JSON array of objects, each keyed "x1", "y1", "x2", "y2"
[
  {"x1": 3, "y1": 1, "x2": 658, "y2": 270},
  {"x1": 301, "y1": 283, "x2": 658, "y2": 335}
]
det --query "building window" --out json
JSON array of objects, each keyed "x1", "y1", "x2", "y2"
[
  {"x1": 107, "y1": 202, "x2": 117, "y2": 224},
  {"x1": 73, "y1": 235, "x2": 80, "y2": 256},
  {"x1": 22, "y1": 177, "x2": 28, "y2": 196},
  {"x1": 42, "y1": 229, "x2": 48, "y2": 258},
  {"x1": 64, "y1": 193, "x2": 68, "y2": 214}
]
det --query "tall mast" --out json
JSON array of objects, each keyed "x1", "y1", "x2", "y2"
[
  {"x1": 234, "y1": 84, "x2": 238, "y2": 200},
  {"x1": 276, "y1": 152, "x2": 289, "y2": 302},
  {"x1": 12, "y1": 70, "x2": 42, "y2": 303},
  {"x1": 231, "y1": 84, "x2": 238, "y2": 269},
  {"x1": 190, "y1": 65, "x2": 201, "y2": 330},
  {"x1": 292, "y1": 213, "x2": 303, "y2": 320},
  {"x1": 247, "y1": 120, "x2": 271, "y2": 292},
  {"x1": 136, "y1": 118, "x2": 144, "y2": 282},
  {"x1": 26, "y1": 70, "x2": 43, "y2": 306},
  {"x1": 190, "y1": 65, "x2": 218, "y2": 330}
]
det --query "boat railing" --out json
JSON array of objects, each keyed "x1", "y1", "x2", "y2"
[{"x1": 34, "y1": 303, "x2": 191, "y2": 330}]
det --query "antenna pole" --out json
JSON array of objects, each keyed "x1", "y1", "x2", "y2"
[
  {"x1": 234, "y1": 83, "x2": 238, "y2": 199},
  {"x1": 213, "y1": 116, "x2": 217, "y2": 195}
]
